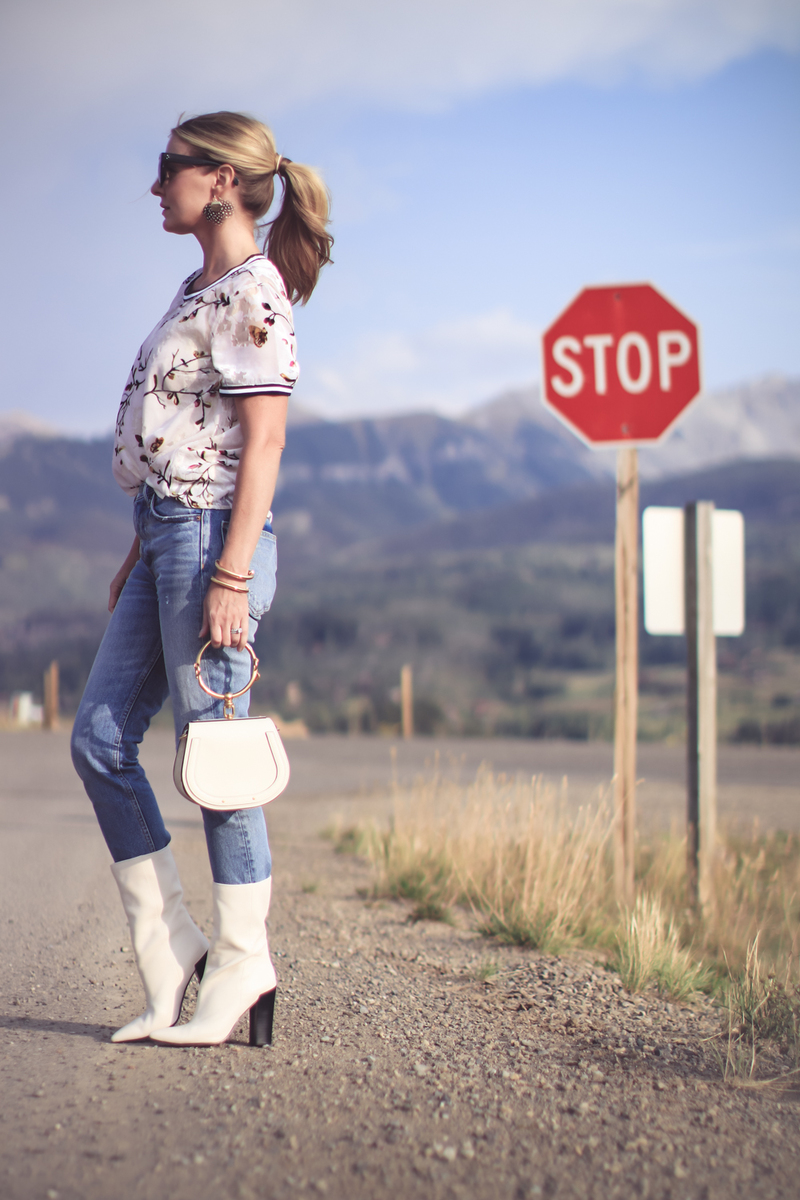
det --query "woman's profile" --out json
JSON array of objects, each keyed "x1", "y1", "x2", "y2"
[{"x1": 71, "y1": 110, "x2": 332, "y2": 1046}]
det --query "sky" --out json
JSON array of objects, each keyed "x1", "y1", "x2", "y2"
[{"x1": 1, "y1": 0, "x2": 798, "y2": 434}]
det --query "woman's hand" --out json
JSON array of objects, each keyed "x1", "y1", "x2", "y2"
[
  {"x1": 200, "y1": 582, "x2": 250, "y2": 651},
  {"x1": 109, "y1": 536, "x2": 141, "y2": 612}
]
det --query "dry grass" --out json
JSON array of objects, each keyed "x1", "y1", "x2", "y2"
[
  {"x1": 614, "y1": 894, "x2": 712, "y2": 1000},
  {"x1": 715, "y1": 935, "x2": 800, "y2": 1084},
  {"x1": 362, "y1": 768, "x2": 614, "y2": 953},
  {"x1": 340, "y1": 766, "x2": 800, "y2": 1006}
]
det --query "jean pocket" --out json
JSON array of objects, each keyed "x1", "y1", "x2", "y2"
[
  {"x1": 222, "y1": 522, "x2": 277, "y2": 620},
  {"x1": 149, "y1": 492, "x2": 201, "y2": 523}
]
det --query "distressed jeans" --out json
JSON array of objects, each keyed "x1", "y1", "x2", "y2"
[{"x1": 71, "y1": 486, "x2": 277, "y2": 884}]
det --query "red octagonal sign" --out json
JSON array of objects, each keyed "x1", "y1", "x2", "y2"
[{"x1": 541, "y1": 283, "x2": 701, "y2": 445}]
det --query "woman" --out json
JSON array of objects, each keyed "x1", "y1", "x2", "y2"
[{"x1": 71, "y1": 111, "x2": 332, "y2": 1047}]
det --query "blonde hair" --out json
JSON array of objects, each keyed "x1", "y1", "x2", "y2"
[{"x1": 173, "y1": 111, "x2": 332, "y2": 305}]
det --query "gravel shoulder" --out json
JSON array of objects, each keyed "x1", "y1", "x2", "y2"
[{"x1": 1, "y1": 731, "x2": 798, "y2": 1200}]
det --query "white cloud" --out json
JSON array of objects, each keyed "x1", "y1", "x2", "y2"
[
  {"x1": 298, "y1": 308, "x2": 541, "y2": 417},
  {"x1": 1, "y1": 0, "x2": 798, "y2": 123}
]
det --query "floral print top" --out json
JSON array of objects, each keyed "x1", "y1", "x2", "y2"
[{"x1": 113, "y1": 254, "x2": 298, "y2": 508}]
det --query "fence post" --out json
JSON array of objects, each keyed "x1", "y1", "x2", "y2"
[
  {"x1": 43, "y1": 660, "x2": 60, "y2": 731},
  {"x1": 400, "y1": 664, "x2": 414, "y2": 739}
]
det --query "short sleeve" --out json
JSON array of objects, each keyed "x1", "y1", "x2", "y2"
[{"x1": 210, "y1": 275, "x2": 299, "y2": 398}]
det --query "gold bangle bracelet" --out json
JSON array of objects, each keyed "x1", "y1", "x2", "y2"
[
  {"x1": 210, "y1": 575, "x2": 250, "y2": 594},
  {"x1": 214, "y1": 559, "x2": 255, "y2": 582}
]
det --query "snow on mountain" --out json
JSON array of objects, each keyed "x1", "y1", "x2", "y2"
[
  {"x1": 0, "y1": 410, "x2": 59, "y2": 450},
  {"x1": 465, "y1": 375, "x2": 800, "y2": 480}
]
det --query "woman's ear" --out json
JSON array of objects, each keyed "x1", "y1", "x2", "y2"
[{"x1": 216, "y1": 164, "x2": 238, "y2": 192}]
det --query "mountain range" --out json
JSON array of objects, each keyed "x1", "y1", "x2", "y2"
[
  {"x1": 465, "y1": 374, "x2": 800, "y2": 481},
  {"x1": 2, "y1": 375, "x2": 800, "y2": 726},
  {"x1": 1, "y1": 374, "x2": 798, "y2": 568}
]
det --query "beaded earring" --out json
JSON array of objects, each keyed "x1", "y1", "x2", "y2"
[{"x1": 203, "y1": 197, "x2": 234, "y2": 224}]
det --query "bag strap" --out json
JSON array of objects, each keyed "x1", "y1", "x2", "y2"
[{"x1": 193, "y1": 641, "x2": 260, "y2": 719}]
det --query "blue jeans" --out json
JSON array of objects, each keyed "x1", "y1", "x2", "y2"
[{"x1": 71, "y1": 487, "x2": 278, "y2": 884}]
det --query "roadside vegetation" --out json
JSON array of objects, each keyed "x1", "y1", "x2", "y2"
[
  {"x1": 7, "y1": 528, "x2": 800, "y2": 744},
  {"x1": 330, "y1": 766, "x2": 800, "y2": 1083},
  {"x1": 255, "y1": 537, "x2": 800, "y2": 744},
  {"x1": 714, "y1": 934, "x2": 800, "y2": 1084}
]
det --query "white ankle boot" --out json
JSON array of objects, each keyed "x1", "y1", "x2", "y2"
[
  {"x1": 150, "y1": 877, "x2": 276, "y2": 1046},
  {"x1": 110, "y1": 846, "x2": 210, "y2": 1043}
]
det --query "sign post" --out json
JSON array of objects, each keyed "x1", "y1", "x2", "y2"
[
  {"x1": 685, "y1": 502, "x2": 717, "y2": 914},
  {"x1": 543, "y1": 284, "x2": 702, "y2": 904},
  {"x1": 643, "y1": 505, "x2": 744, "y2": 913},
  {"x1": 614, "y1": 449, "x2": 638, "y2": 905}
]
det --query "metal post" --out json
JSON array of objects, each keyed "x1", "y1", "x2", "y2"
[
  {"x1": 685, "y1": 502, "x2": 717, "y2": 914},
  {"x1": 400, "y1": 664, "x2": 414, "y2": 739},
  {"x1": 613, "y1": 447, "x2": 638, "y2": 906},
  {"x1": 43, "y1": 660, "x2": 60, "y2": 732}
]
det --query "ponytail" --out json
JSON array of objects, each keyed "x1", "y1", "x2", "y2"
[
  {"x1": 172, "y1": 111, "x2": 333, "y2": 305},
  {"x1": 266, "y1": 159, "x2": 333, "y2": 306}
]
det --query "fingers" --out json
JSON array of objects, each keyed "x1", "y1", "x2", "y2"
[
  {"x1": 202, "y1": 590, "x2": 248, "y2": 650},
  {"x1": 209, "y1": 615, "x2": 224, "y2": 650},
  {"x1": 208, "y1": 624, "x2": 246, "y2": 651},
  {"x1": 217, "y1": 623, "x2": 247, "y2": 651},
  {"x1": 208, "y1": 612, "x2": 234, "y2": 649}
]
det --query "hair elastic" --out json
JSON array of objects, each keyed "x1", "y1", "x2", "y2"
[{"x1": 274, "y1": 155, "x2": 283, "y2": 174}]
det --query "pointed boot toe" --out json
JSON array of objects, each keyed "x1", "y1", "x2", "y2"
[
  {"x1": 151, "y1": 878, "x2": 276, "y2": 1047},
  {"x1": 110, "y1": 847, "x2": 209, "y2": 1041}
]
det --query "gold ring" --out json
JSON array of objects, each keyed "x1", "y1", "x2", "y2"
[{"x1": 193, "y1": 640, "x2": 260, "y2": 702}]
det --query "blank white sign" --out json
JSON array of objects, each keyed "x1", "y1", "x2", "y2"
[
  {"x1": 642, "y1": 508, "x2": 684, "y2": 635},
  {"x1": 642, "y1": 506, "x2": 745, "y2": 637},
  {"x1": 712, "y1": 509, "x2": 746, "y2": 636}
]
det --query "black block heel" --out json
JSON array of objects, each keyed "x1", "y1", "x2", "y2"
[
  {"x1": 249, "y1": 987, "x2": 276, "y2": 1046},
  {"x1": 173, "y1": 952, "x2": 211, "y2": 1029}
]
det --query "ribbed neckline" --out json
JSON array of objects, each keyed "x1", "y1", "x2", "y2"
[{"x1": 184, "y1": 254, "x2": 266, "y2": 299}]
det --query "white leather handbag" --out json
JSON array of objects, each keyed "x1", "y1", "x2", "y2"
[{"x1": 173, "y1": 642, "x2": 290, "y2": 811}]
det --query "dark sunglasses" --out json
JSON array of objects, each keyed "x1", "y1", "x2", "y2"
[{"x1": 158, "y1": 151, "x2": 224, "y2": 185}]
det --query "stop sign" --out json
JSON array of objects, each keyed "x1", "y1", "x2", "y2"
[{"x1": 541, "y1": 283, "x2": 701, "y2": 445}]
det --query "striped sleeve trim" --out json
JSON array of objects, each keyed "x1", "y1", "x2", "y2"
[{"x1": 218, "y1": 382, "x2": 295, "y2": 397}]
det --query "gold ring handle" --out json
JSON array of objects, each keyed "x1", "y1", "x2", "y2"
[{"x1": 194, "y1": 641, "x2": 260, "y2": 718}]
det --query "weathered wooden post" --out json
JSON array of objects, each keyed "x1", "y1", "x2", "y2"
[
  {"x1": 613, "y1": 448, "x2": 638, "y2": 906},
  {"x1": 644, "y1": 503, "x2": 744, "y2": 916},
  {"x1": 400, "y1": 664, "x2": 414, "y2": 739},
  {"x1": 43, "y1": 659, "x2": 60, "y2": 732},
  {"x1": 684, "y1": 502, "x2": 717, "y2": 914}
]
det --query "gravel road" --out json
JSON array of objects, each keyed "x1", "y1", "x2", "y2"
[{"x1": 1, "y1": 730, "x2": 798, "y2": 1200}]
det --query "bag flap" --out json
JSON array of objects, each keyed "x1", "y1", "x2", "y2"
[{"x1": 177, "y1": 716, "x2": 290, "y2": 810}]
